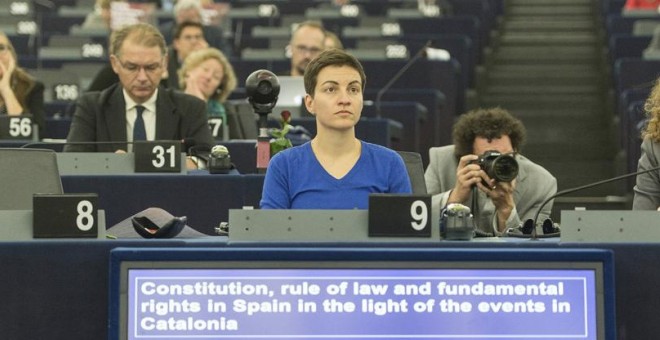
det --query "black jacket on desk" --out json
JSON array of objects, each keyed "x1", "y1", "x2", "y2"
[{"x1": 64, "y1": 83, "x2": 213, "y2": 153}]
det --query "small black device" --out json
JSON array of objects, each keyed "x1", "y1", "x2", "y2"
[
  {"x1": 245, "y1": 69, "x2": 280, "y2": 172},
  {"x1": 475, "y1": 150, "x2": 519, "y2": 183},
  {"x1": 245, "y1": 69, "x2": 280, "y2": 116},
  {"x1": 208, "y1": 145, "x2": 232, "y2": 174}
]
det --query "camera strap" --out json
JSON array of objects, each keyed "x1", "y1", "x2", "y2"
[{"x1": 470, "y1": 185, "x2": 479, "y2": 224}]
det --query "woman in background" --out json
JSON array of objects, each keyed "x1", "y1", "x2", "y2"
[
  {"x1": 0, "y1": 32, "x2": 45, "y2": 137},
  {"x1": 634, "y1": 78, "x2": 660, "y2": 209},
  {"x1": 178, "y1": 47, "x2": 237, "y2": 140}
]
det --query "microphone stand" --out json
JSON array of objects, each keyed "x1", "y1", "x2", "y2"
[
  {"x1": 374, "y1": 41, "x2": 431, "y2": 118},
  {"x1": 530, "y1": 165, "x2": 660, "y2": 240},
  {"x1": 253, "y1": 104, "x2": 276, "y2": 174}
]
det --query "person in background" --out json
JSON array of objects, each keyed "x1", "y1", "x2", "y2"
[
  {"x1": 178, "y1": 47, "x2": 237, "y2": 139},
  {"x1": 81, "y1": 0, "x2": 124, "y2": 31},
  {"x1": 164, "y1": 21, "x2": 209, "y2": 89},
  {"x1": 424, "y1": 107, "x2": 556, "y2": 235},
  {"x1": 324, "y1": 31, "x2": 344, "y2": 50},
  {"x1": 64, "y1": 23, "x2": 213, "y2": 169},
  {"x1": 0, "y1": 32, "x2": 45, "y2": 137},
  {"x1": 159, "y1": 0, "x2": 232, "y2": 56},
  {"x1": 633, "y1": 78, "x2": 660, "y2": 209},
  {"x1": 260, "y1": 49, "x2": 411, "y2": 209},
  {"x1": 283, "y1": 21, "x2": 326, "y2": 77}
]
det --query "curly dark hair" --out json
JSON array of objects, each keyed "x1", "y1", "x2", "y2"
[{"x1": 452, "y1": 107, "x2": 527, "y2": 158}]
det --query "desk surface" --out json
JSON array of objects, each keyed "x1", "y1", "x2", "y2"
[
  {"x1": 0, "y1": 239, "x2": 654, "y2": 339},
  {"x1": 62, "y1": 174, "x2": 265, "y2": 235}
]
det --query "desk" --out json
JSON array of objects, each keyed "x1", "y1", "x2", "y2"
[
  {"x1": 61, "y1": 174, "x2": 265, "y2": 235},
  {"x1": 0, "y1": 239, "x2": 657, "y2": 339}
]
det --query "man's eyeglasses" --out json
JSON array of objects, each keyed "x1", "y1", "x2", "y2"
[
  {"x1": 115, "y1": 57, "x2": 163, "y2": 75},
  {"x1": 294, "y1": 44, "x2": 322, "y2": 55}
]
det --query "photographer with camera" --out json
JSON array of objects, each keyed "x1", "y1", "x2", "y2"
[{"x1": 424, "y1": 108, "x2": 557, "y2": 235}]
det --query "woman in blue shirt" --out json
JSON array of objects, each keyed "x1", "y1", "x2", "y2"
[{"x1": 260, "y1": 49, "x2": 412, "y2": 209}]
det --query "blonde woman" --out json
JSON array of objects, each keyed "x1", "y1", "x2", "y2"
[
  {"x1": 634, "y1": 78, "x2": 660, "y2": 209},
  {"x1": 0, "y1": 32, "x2": 44, "y2": 136},
  {"x1": 178, "y1": 47, "x2": 236, "y2": 139}
]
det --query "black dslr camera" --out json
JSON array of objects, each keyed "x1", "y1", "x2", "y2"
[{"x1": 476, "y1": 150, "x2": 519, "y2": 183}]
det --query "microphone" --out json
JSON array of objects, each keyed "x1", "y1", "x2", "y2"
[
  {"x1": 530, "y1": 164, "x2": 660, "y2": 240},
  {"x1": 375, "y1": 41, "x2": 432, "y2": 118}
]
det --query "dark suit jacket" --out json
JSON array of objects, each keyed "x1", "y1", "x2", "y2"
[{"x1": 64, "y1": 83, "x2": 214, "y2": 153}]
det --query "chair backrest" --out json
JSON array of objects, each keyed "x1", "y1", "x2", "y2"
[
  {"x1": 397, "y1": 151, "x2": 427, "y2": 195},
  {"x1": 0, "y1": 149, "x2": 63, "y2": 210},
  {"x1": 225, "y1": 100, "x2": 258, "y2": 139}
]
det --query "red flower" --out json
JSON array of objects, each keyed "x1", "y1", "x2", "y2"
[{"x1": 281, "y1": 110, "x2": 291, "y2": 124}]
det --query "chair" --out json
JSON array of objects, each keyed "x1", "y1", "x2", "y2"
[
  {"x1": 0, "y1": 149, "x2": 63, "y2": 210},
  {"x1": 609, "y1": 34, "x2": 651, "y2": 62},
  {"x1": 397, "y1": 151, "x2": 427, "y2": 195}
]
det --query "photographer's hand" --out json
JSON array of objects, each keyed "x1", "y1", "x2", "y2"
[
  {"x1": 448, "y1": 154, "x2": 485, "y2": 204},
  {"x1": 482, "y1": 180, "x2": 516, "y2": 232}
]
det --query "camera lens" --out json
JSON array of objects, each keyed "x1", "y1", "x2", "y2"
[
  {"x1": 256, "y1": 80, "x2": 272, "y2": 95},
  {"x1": 491, "y1": 155, "x2": 518, "y2": 182},
  {"x1": 478, "y1": 151, "x2": 519, "y2": 183}
]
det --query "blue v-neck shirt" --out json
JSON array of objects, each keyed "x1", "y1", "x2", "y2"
[{"x1": 260, "y1": 141, "x2": 412, "y2": 209}]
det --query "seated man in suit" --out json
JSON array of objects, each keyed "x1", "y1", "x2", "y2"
[
  {"x1": 65, "y1": 23, "x2": 214, "y2": 169},
  {"x1": 424, "y1": 107, "x2": 556, "y2": 235}
]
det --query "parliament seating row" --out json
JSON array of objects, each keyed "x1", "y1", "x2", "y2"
[
  {"x1": 36, "y1": 102, "x2": 429, "y2": 157},
  {"x1": 603, "y1": 0, "x2": 660, "y2": 176},
  {"x1": 15, "y1": 56, "x2": 459, "y2": 163},
  {"x1": 6, "y1": 0, "x2": 496, "y2": 64}
]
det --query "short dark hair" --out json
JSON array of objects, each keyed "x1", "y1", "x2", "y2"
[
  {"x1": 303, "y1": 49, "x2": 366, "y2": 96},
  {"x1": 173, "y1": 21, "x2": 204, "y2": 40},
  {"x1": 452, "y1": 107, "x2": 527, "y2": 158}
]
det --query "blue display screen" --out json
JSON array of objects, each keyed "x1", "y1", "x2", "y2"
[
  {"x1": 108, "y1": 248, "x2": 614, "y2": 340},
  {"x1": 127, "y1": 268, "x2": 596, "y2": 339}
]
